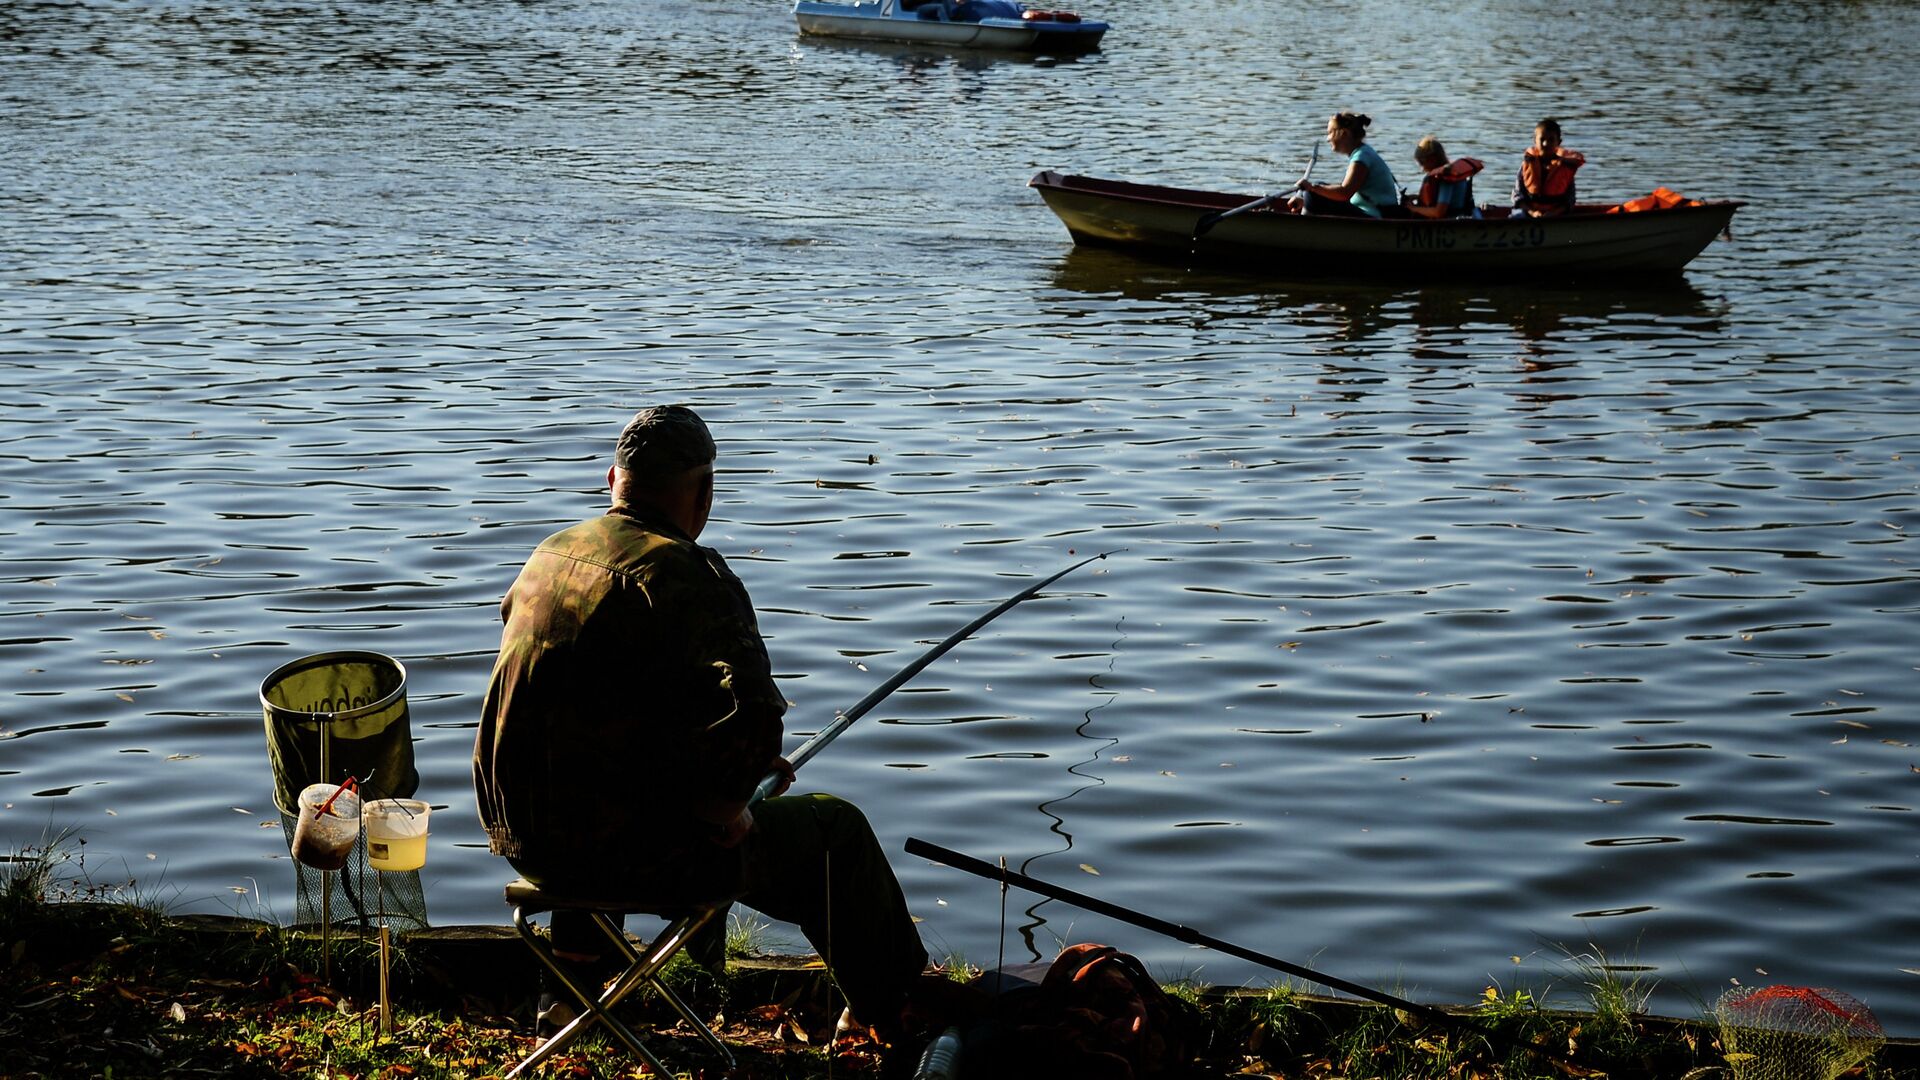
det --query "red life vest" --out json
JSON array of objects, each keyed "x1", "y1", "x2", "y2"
[
  {"x1": 1518, "y1": 147, "x2": 1584, "y2": 210},
  {"x1": 1416, "y1": 156, "x2": 1484, "y2": 208}
]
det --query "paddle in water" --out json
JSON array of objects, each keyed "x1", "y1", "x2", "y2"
[
  {"x1": 750, "y1": 550, "x2": 1112, "y2": 804},
  {"x1": 1192, "y1": 143, "x2": 1319, "y2": 239}
]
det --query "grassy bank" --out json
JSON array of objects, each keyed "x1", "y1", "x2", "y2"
[{"x1": 4, "y1": 838, "x2": 1911, "y2": 1079}]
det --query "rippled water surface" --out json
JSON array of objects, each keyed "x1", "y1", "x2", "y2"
[{"x1": 4, "y1": 0, "x2": 1918, "y2": 1033}]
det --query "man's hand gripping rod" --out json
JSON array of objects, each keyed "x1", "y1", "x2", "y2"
[{"x1": 750, "y1": 550, "x2": 1112, "y2": 805}]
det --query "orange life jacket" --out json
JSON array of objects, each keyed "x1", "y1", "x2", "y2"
[
  {"x1": 1416, "y1": 156, "x2": 1484, "y2": 208},
  {"x1": 1517, "y1": 147, "x2": 1584, "y2": 210},
  {"x1": 1606, "y1": 186, "x2": 1703, "y2": 213}
]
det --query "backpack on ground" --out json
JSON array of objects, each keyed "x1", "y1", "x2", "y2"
[{"x1": 963, "y1": 942, "x2": 1199, "y2": 1079}]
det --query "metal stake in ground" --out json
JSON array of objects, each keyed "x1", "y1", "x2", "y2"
[{"x1": 904, "y1": 837, "x2": 1598, "y2": 1076}]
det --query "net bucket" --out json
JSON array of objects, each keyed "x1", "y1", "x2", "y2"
[
  {"x1": 259, "y1": 651, "x2": 426, "y2": 932},
  {"x1": 1713, "y1": 985, "x2": 1884, "y2": 1080}
]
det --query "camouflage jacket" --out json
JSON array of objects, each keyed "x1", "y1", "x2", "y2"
[{"x1": 472, "y1": 504, "x2": 785, "y2": 897}]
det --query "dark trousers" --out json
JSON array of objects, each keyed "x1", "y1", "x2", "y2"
[{"x1": 543, "y1": 793, "x2": 926, "y2": 1029}]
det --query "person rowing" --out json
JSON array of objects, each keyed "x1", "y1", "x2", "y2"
[{"x1": 1294, "y1": 111, "x2": 1405, "y2": 219}]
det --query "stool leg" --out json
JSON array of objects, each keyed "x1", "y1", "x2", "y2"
[
  {"x1": 593, "y1": 906, "x2": 737, "y2": 1069},
  {"x1": 507, "y1": 906, "x2": 675, "y2": 1080}
]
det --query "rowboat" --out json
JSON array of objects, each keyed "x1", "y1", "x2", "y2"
[
  {"x1": 794, "y1": 0, "x2": 1107, "y2": 53},
  {"x1": 1029, "y1": 171, "x2": 1743, "y2": 278}
]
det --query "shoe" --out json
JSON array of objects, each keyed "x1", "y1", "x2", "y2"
[
  {"x1": 533, "y1": 953, "x2": 621, "y2": 1038},
  {"x1": 535, "y1": 992, "x2": 578, "y2": 1038}
]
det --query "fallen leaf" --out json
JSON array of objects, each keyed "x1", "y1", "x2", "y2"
[{"x1": 1080, "y1": 864, "x2": 1100, "y2": 876}]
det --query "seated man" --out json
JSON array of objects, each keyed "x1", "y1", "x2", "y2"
[
  {"x1": 473, "y1": 405, "x2": 933, "y2": 1043},
  {"x1": 1510, "y1": 117, "x2": 1584, "y2": 218},
  {"x1": 1407, "y1": 135, "x2": 1484, "y2": 219}
]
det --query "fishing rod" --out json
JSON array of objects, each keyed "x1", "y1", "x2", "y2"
[
  {"x1": 903, "y1": 837, "x2": 1595, "y2": 1076},
  {"x1": 750, "y1": 550, "x2": 1114, "y2": 805}
]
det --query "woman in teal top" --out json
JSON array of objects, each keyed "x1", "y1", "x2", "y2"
[{"x1": 1296, "y1": 112, "x2": 1402, "y2": 218}]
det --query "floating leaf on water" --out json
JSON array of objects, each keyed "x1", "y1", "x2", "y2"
[
  {"x1": 230, "y1": 886, "x2": 247, "y2": 895},
  {"x1": 166, "y1": 754, "x2": 197, "y2": 761},
  {"x1": 146, "y1": 853, "x2": 156, "y2": 860},
  {"x1": 116, "y1": 693, "x2": 134, "y2": 702},
  {"x1": 1755, "y1": 967, "x2": 1767, "y2": 975},
  {"x1": 231, "y1": 807, "x2": 250, "y2": 814},
  {"x1": 105, "y1": 809, "x2": 117, "y2": 816},
  {"x1": 1511, "y1": 956, "x2": 1523, "y2": 965},
  {"x1": 1080, "y1": 863, "x2": 1100, "y2": 876},
  {"x1": 1113, "y1": 755, "x2": 1131, "y2": 762},
  {"x1": 935, "y1": 898, "x2": 947, "y2": 906},
  {"x1": 147, "y1": 629, "x2": 166, "y2": 640},
  {"x1": 1833, "y1": 736, "x2": 1848, "y2": 744},
  {"x1": 1840, "y1": 688, "x2": 1864, "y2": 696},
  {"x1": 1837, "y1": 719, "x2": 1871, "y2": 729},
  {"x1": 259, "y1": 821, "x2": 277, "y2": 828},
  {"x1": 1160, "y1": 770, "x2": 1177, "y2": 777}
]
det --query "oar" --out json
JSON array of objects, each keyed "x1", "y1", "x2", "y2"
[
  {"x1": 1192, "y1": 143, "x2": 1319, "y2": 239},
  {"x1": 750, "y1": 550, "x2": 1113, "y2": 804},
  {"x1": 903, "y1": 837, "x2": 1596, "y2": 1075}
]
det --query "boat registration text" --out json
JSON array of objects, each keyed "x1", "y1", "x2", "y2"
[{"x1": 1394, "y1": 222, "x2": 1548, "y2": 251}]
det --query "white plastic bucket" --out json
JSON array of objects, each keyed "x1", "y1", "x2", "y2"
[{"x1": 362, "y1": 798, "x2": 431, "y2": 872}]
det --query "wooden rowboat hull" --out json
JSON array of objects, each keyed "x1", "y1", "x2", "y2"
[{"x1": 1029, "y1": 171, "x2": 1743, "y2": 278}]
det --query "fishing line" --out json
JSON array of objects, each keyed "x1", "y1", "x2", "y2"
[{"x1": 1013, "y1": 613, "x2": 1126, "y2": 962}]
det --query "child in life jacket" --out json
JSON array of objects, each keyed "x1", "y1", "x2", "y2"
[
  {"x1": 1511, "y1": 117, "x2": 1584, "y2": 217},
  {"x1": 1407, "y1": 136, "x2": 1484, "y2": 219}
]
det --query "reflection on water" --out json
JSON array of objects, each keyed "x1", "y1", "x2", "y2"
[
  {"x1": 1047, "y1": 246, "x2": 1727, "y2": 345},
  {"x1": 3, "y1": 0, "x2": 1917, "y2": 1036}
]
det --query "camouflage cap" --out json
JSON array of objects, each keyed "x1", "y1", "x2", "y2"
[{"x1": 614, "y1": 406, "x2": 715, "y2": 474}]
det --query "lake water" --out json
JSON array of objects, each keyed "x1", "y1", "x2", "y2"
[{"x1": 3, "y1": 0, "x2": 1917, "y2": 1036}]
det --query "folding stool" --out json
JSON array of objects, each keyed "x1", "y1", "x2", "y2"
[{"x1": 503, "y1": 877, "x2": 737, "y2": 1078}]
